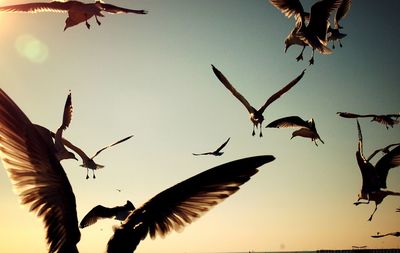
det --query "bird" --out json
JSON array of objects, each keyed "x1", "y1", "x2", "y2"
[
  {"x1": 54, "y1": 90, "x2": 77, "y2": 161},
  {"x1": 372, "y1": 232, "x2": 400, "y2": 238},
  {"x1": 337, "y1": 112, "x2": 400, "y2": 129},
  {"x1": 0, "y1": 1, "x2": 148, "y2": 31},
  {"x1": 80, "y1": 200, "x2": 135, "y2": 228},
  {"x1": 327, "y1": 0, "x2": 352, "y2": 49},
  {"x1": 211, "y1": 65, "x2": 305, "y2": 137},
  {"x1": 59, "y1": 134, "x2": 134, "y2": 179},
  {"x1": 0, "y1": 89, "x2": 275, "y2": 253},
  {"x1": 353, "y1": 120, "x2": 400, "y2": 221},
  {"x1": 265, "y1": 116, "x2": 324, "y2": 146},
  {"x1": 192, "y1": 137, "x2": 230, "y2": 156},
  {"x1": 270, "y1": 0, "x2": 342, "y2": 65}
]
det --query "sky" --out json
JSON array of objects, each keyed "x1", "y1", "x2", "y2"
[{"x1": 0, "y1": 0, "x2": 399, "y2": 253}]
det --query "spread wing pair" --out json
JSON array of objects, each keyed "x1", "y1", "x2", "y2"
[
  {"x1": 192, "y1": 137, "x2": 230, "y2": 156},
  {"x1": 337, "y1": 111, "x2": 400, "y2": 129}
]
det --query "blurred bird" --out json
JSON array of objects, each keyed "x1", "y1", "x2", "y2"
[
  {"x1": 0, "y1": 0, "x2": 148, "y2": 31},
  {"x1": 212, "y1": 65, "x2": 305, "y2": 137},
  {"x1": 372, "y1": 232, "x2": 400, "y2": 238},
  {"x1": 269, "y1": 0, "x2": 342, "y2": 64},
  {"x1": 61, "y1": 134, "x2": 134, "y2": 179},
  {"x1": 337, "y1": 112, "x2": 400, "y2": 129},
  {"x1": 193, "y1": 137, "x2": 230, "y2": 156},
  {"x1": 80, "y1": 200, "x2": 135, "y2": 228},
  {"x1": 266, "y1": 116, "x2": 324, "y2": 146},
  {"x1": 327, "y1": 0, "x2": 351, "y2": 49}
]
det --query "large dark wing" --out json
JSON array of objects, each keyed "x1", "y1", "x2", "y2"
[
  {"x1": 0, "y1": 1, "x2": 72, "y2": 13},
  {"x1": 91, "y1": 135, "x2": 134, "y2": 159},
  {"x1": 107, "y1": 155, "x2": 275, "y2": 252},
  {"x1": 269, "y1": 0, "x2": 304, "y2": 19},
  {"x1": 375, "y1": 145, "x2": 400, "y2": 189},
  {"x1": 0, "y1": 89, "x2": 80, "y2": 253},
  {"x1": 80, "y1": 205, "x2": 116, "y2": 228},
  {"x1": 259, "y1": 69, "x2": 305, "y2": 114},
  {"x1": 334, "y1": 0, "x2": 351, "y2": 28},
  {"x1": 99, "y1": 3, "x2": 148, "y2": 14},
  {"x1": 308, "y1": 0, "x2": 342, "y2": 40},
  {"x1": 214, "y1": 137, "x2": 230, "y2": 153},
  {"x1": 211, "y1": 65, "x2": 255, "y2": 114},
  {"x1": 265, "y1": 116, "x2": 308, "y2": 129}
]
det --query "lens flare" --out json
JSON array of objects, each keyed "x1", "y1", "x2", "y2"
[{"x1": 14, "y1": 34, "x2": 49, "y2": 63}]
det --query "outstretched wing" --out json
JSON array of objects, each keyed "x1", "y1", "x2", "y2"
[
  {"x1": 55, "y1": 91, "x2": 73, "y2": 152},
  {"x1": 266, "y1": 116, "x2": 308, "y2": 129},
  {"x1": 0, "y1": 1, "x2": 73, "y2": 13},
  {"x1": 334, "y1": 0, "x2": 351, "y2": 28},
  {"x1": 269, "y1": 0, "x2": 304, "y2": 20},
  {"x1": 91, "y1": 135, "x2": 134, "y2": 159},
  {"x1": 375, "y1": 145, "x2": 400, "y2": 189},
  {"x1": 212, "y1": 65, "x2": 255, "y2": 114},
  {"x1": 0, "y1": 89, "x2": 80, "y2": 253},
  {"x1": 214, "y1": 137, "x2": 230, "y2": 153},
  {"x1": 106, "y1": 156, "x2": 275, "y2": 253},
  {"x1": 80, "y1": 205, "x2": 117, "y2": 228},
  {"x1": 308, "y1": 0, "x2": 342, "y2": 41},
  {"x1": 337, "y1": 112, "x2": 375, "y2": 118},
  {"x1": 99, "y1": 3, "x2": 148, "y2": 14},
  {"x1": 259, "y1": 69, "x2": 305, "y2": 114}
]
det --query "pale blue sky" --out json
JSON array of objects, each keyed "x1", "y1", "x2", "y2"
[{"x1": 0, "y1": 1, "x2": 399, "y2": 253}]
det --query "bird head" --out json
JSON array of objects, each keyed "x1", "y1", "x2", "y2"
[{"x1": 284, "y1": 39, "x2": 292, "y2": 53}]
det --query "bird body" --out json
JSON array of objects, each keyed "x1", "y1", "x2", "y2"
[{"x1": 193, "y1": 137, "x2": 230, "y2": 156}]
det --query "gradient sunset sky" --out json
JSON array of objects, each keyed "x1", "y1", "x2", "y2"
[{"x1": 0, "y1": 0, "x2": 399, "y2": 253}]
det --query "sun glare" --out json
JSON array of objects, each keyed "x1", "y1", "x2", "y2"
[{"x1": 14, "y1": 34, "x2": 49, "y2": 63}]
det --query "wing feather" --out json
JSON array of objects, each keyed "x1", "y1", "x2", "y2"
[
  {"x1": 91, "y1": 135, "x2": 134, "y2": 159},
  {"x1": 375, "y1": 145, "x2": 400, "y2": 189},
  {"x1": 269, "y1": 0, "x2": 304, "y2": 19},
  {"x1": 99, "y1": 3, "x2": 148, "y2": 14},
  {"x1": 334, "y1": 0, "x2": 351, "y2": 28},
  {"x1": 0, "y1": 1, "x2": 72, "y2": 13}
]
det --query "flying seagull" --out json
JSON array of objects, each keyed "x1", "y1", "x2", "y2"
[
  {"x1": 0, "y1": 90, "x2": 275, "y2": 253},
  {"x1": 80, "y1": 200, "x2": 135, "y2": 228},
  {"x1": 372, "y1": 232, "x2": 400, "y2": 238},
  {"x1": 327, "y1": 0, "x2": 352, "y2": 49},
  {"x1": 337, "y1": 112, "x2": 400, "y2": 129},
  {"x1": 266, "y1": 116, "x2": 324, "y2": 146},
  {"x1": 0, "y1": 1, "x2": 148, "y2": 31},
  {"x1": 193, "y1": 137, "x2": 230, "y2": 156},
  {"x1": 212, "y1": 65, "x2": 305, "y2": 137},
  {"x1": 269, "y1": 0, "x2": 342, "y2": 65}
]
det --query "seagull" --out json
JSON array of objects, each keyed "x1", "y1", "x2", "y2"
[
  {"x1": 0, "y1": 90, "x2": 275, "y2": 253},
  {"x1": 372, "y1": 232, "x2": 400, "y2": 238},
  {"x1": 327, "y1": 0, "x2": 352, "y2": 49},
  {"x1": 337, "y1": 112, "x2": 400, "y2": 129},
  {"x1": 265, "y1": 116, "x2": 324, "y2": 146},
  {"x1": 60, "y1": 134, "x2": 134, "y2": 179},
  {"x1": 211, "y1": 65, "x2": 305, "y2": 137},
  {"x1": 270, "y1": 0, "x2": 342, "y2": 65},
  {"x1": 80, "y1": 200, "x2": 135, "y2": 228},
  {"x1": 0, "y1": 1, "x2": 148, "y2": 31},
  {"x1": 193, "y1": 137, "x2": 230, "y2": 156},
  {"x1": 353, "y1": 120, "x2": 400, "y2": 221}
]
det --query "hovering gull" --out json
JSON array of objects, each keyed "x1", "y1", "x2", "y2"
[
  {"x1": 80, "y1": 200, "x2": 135, "y2": 228},
  {"x1": 266, "y1": 116, "x2": 324, "y2": 146},
  {"x1": 0, "y1": 88, "x2": 275, "y2": 253},
  {"x1": 0, "y1": 1, "x2": 148, "y2": 31},
  {"x1": 353, "y1": 120, "x2": 400, "y2": 221},
  {"x1": 193, "y1": 137, "x2": 230, "y2": 156},
  {"x1": 270, "y1": 0, "x2": 342, "y2": 65},
  {"x1": 372, "y1": 232, "x2": 400, "y2": 238},
  {"x1": 337, "y1": 111, "x2": 400, "y2": 129},
  {"x1": 212, "y1": 65, "x2": 305, "y2": 137},
  {"x1": 60, "y1": 134, "x2": 134, "y2": 179},
  {"x1": 327, "y1": 0, "x2": 351, "y2": 49}
]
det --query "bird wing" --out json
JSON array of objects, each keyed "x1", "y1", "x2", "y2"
[
  {"x1": 269, "y1": 0, "x2": 304, "y2": 20},
  {"x1": 375, "y1": 145, "x2": 400, "y2": 189},
  {"x1": 55, "y1": 92, "x2": 73, "y2": 151},
  {"x1": 80, "y1": 205, "x2": 117, "y2": 228},
  {"x1": 91, "y1": 135, "x2": 134, "y2": 159},
  {"x1": 192, "y1": 152, "x2": 212, "y2": 156},
  {"x1": 367, "y1": 143, "x2": 400, "y2": 162},
  {"x1": 214, "y1": 137, "x2": 230, "y2": 153},
  {"x1": 99, "y1": 3, "x2": 148, "y2": 14},
  {"x1": 308, "y1": 0, "x2": 342, "y2": 41},
  {"x1": 0, "y1": 1, "x2": 73, "y2": 13},
  {"x1": 356, "y1": 120, "x2": 366, "y2": 160},
  {"x1": 211, "y1": 65, "x2": 255, "y2": 114},
  {"x1": 107, "y1": 155, "x2": 275, "y2": 251},
  {"x1": 259, "y1": 69, "x2": 305, "y2": 114},
  {"x1": 334, "y1": 0, "x2": 351, "y2": 28},
  {"x1": 0, "y1": 89, "x2": 80, "y2": 253},
  {"x1": 265, "y1": 116, "x2": 308, "y2": 129}
]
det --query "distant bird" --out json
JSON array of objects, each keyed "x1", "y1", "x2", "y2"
[
  {"x1": 54, "y1": 91, "x2": 77, "y2": 161},
  {"x1": 0, "y1": 88, "x2": 275, "y2": 253},
  {"x1": 269, "y1": 0, "x2": 342, "y2": 64},
  {"x1": 351, "y1": 246, "x2": 367, "y2": 249},
  {"x1": 266, "y1": 116, "x2": 324, "y2": 146},
  {"x1": 327, "y1": 0, "x2": 351, "y2": 49},
  {"x1": 353, "y1": 120, "x2": 400, "y2": 221},
  {"x1": 337, "y1": 112, "x2": 400, "y2": 129},
  {"x1": 193, "y1": 137, "x2": 230, "y2": 156},
  {"x1": 212, "y1": 65, "x2": 305, "y2": 137},
  {"x1": 60, "y1": 134, "x2": 134, "y2": 179},
  {"x1": 0, "y1": 1, "x2": 148, "y2": 31},
  {"x1": 80, "y1": 200, "x2": 135, "y2": 228},
  {"x1": 372, "y1": 232, "x2": 400, "y2": 238}
]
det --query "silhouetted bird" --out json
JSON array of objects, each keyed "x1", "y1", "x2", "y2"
[
  {"x1": 193, "y1": 137, "x2": 230, "y2": 156},
  {"x1": 61, "y1": 134, "x2": 134, "y2": 179},
  {"x1": 337, "y1": 112, "x2": 400, "y2": 129},
  {"x1": 372, "y1": 232, "x2": 400, "y2": 238},
  {"x1": 266, "y1": 116, "x2": 324, "y2": 146},
  {"x1": 212, "y1": 65, "x2": 305, "y2": 137},
  {"x1": 0, "y1": 1, "x2": 148, "y2": 31},
  {"x1": 327, "y1": 0, "x2": 351, "y2": 49},
  {"x1": 80, "y1": 201, "x2": 135, "y2": 228},
  {"x1": 270, "y1": 0, "x2": 342, "y2": 64}
]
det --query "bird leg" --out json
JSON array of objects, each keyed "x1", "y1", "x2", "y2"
[
  {"x1": 86, "y1": 168, "x2": 90, "y2": 179},
  {"x1": 368, "y1": 204, "x2": 378, "y2": 221},
  {"x1": 309, "y1": 50, "x2": 315, "y2": 65},
  {"x1": 332, "y1": 41, "x2": 336, "y2": 49},
  {"x1": 339, "y1": 40, "x2": 343, "y2": 48},
  {"x1": 85, "y1": 14, "x2": 91, "y2": 29},
  {"x1": 95, "y1": 15, "x2": 101, "y2": 26},
  {"x1": 252, "y1": 125, "x2": 256, "y2": 136},
  {"x1": 93, "y1": 170, "x2": 96, "y2": 179},
  {"x1": 296, "y1": 46, "x2": 305, "y2": 61}
]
